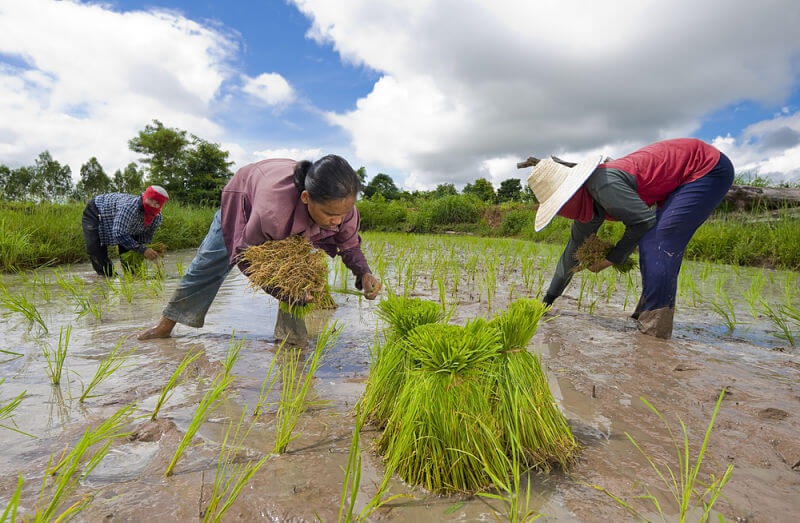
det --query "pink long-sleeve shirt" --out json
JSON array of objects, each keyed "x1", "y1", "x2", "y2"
[{"x1": 219, "y1": 158, "x2": 370, "y2": 278}]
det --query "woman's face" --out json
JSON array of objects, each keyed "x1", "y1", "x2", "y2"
[{"x1": 301, "y1": 191, "x2": 356, "y2": 231}]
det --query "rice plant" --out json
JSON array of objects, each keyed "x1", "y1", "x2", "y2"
[
  {"x1": 760, "y1": 299, "x2": 799, "y2": 346},
  {"x1": 591, "y1": 391, "x2": 733, "y2": 521},
  {"x1": 150, "y1": 349, "x2": 203, "y2": 421},
  {"x1": 42, "y1": 324, "x2": 71, "y2": 386},
  {"x1": 1, "y1": 378, "x2": 33, "y2": 437},
  {"x1": 78, "y1": 340, "x2": 134, "y2": 403},
  {"x1": 165, "y1": 371, "x2": 234, "y2": 477},
  {"x1": 0, "y1": 473, "x2": 23, "y2": 522},
  {"x1": 222, "y1": 335, "x2": 244, "y2": 377},
  {"x1": 0, "y1": 283, "x2": 47, "y2": 334},
  {"x1": 252, "y1": 345, "x2": 283, "y2": 418},
  {"x1": 1, "y1": 348, "x2": 24, "y2": 364},
  {"x1": 273, "y1": 322, "x2": 340, "y2": 454},
  {"x1": 39, "y1": 404, "x2": 135, "y2": 521},
  {"x1": 202, "y1": 407, "x2": 270, "y2": 522}
]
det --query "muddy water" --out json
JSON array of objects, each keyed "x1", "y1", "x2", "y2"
[{"x1": 1, "y1": 237, "x2": 799, "y2": 522}]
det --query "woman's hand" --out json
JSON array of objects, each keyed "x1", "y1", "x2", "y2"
[
  {"x1": 143, "y1": 247, "x2": 159, "y2": 261},
  {"x1": 588, "y1": 259, "x2": 613, "y2": 273},
  {"x1": 361, "y1": 273, "x2": 382, "y2": 300}
]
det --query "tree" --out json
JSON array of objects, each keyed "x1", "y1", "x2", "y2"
[
  {"x1": 356, "y1": 166, "x2": 367, "y2": 196},
  {"x1": 497, "y1": 178, "x2": 522, "y2": 203},
  {"x1": 434, "y1": 183, "x2": 458, "y2": 198},
  {"x1": 75, "y1": 157, "x2": 112, "y2": 200},
  {"x1": 112, "y1": 163, "x2": 144, "y2": 194},
  {"x1": 3, "y1": 166, "x2": 37, "y2": 201},
  {"x1": 128, "y1": 120, "x2": 232, "y2": 205},
  {"x1": 462, "y1": 177, "x2": 495, "y2": 203},
  {"x1": 181, "y1": 138, "x2": 233, "y2": 206},
  {"x1": 33, "y1": 151, "x2": 73, "y2": 202},
  {"x1": 363, "y1": 173, "x2": 400, "y2": 200}
]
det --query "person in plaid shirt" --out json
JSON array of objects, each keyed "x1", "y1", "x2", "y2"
[{"x1": 81, "y1": 185, "x2": 169, "y2": 276}]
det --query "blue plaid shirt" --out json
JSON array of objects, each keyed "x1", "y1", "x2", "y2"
[{"x1": 94, "y1": 193, "x2": 162, "y2": 253}]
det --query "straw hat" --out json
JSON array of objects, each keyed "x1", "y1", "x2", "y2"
[{"x1": 527, "y1": 155, "x2": 602, "y2": 231}]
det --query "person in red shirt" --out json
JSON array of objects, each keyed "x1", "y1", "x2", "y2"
[
  {"x1": 528, "y1": 138, "x2": 734, "y2": 338},
  {"x1": 138, "y1": 155, "x2": 381, "y2": 341}
]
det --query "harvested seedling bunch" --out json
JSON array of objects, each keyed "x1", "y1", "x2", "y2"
[
  {"x1": 240, "y1": 235, "x2": 335, "y2": 318},
  {"x1": 574, "y1": 234, "x2": 637, "y2": 273},
  {"x1": 360, "y1": 295, "x2": 577, "y2": 494}
]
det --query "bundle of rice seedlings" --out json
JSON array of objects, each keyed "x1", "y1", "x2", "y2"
[
  {"x1": 359, "y1": 294, "x2": 448, "y2": 426},
  {"x1": 573, "y1": 234, "x2": 637, "y2": 273},
  {"x1": 377, "y1": 322, "x2": 506, "y2": 492},
  {"x1": 488, "y1": 299, "x2": 578, "y2": 470},
  {"x1": 240, "y1": 235, "x2": 334, "y2": 318},
  {"x1": 363, "y1": 296, "x2": 578, "y2": 494}
]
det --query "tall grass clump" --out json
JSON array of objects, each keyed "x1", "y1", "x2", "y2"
[{"x1": 360, "y1": 295, "x2": 576, "y2": 494}]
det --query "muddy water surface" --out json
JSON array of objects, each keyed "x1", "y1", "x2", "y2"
[{"x1": 1, "y1": 237, "x2": 799, "y2": 522}]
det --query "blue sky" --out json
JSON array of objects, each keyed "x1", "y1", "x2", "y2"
[{"x1": 2, "y1": 0, "x2": 800, "y2": 189}]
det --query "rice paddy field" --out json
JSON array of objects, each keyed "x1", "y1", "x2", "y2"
[{"x1": 1, "y1": 231, "x2": 798, "y2": 521}]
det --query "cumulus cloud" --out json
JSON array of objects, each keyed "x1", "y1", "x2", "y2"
[
  {"x1": 241, "y1": 73, "x2": 295, "y2": 106},
  {"x1": 294, "y1": 0, "x2": 800, "y2": 187},
  {"x1": 0, "y1": 0, "x2": 239, "y2": 177}
]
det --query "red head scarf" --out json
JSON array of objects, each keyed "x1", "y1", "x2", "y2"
[{"x1": 142, "y1": 185, "x2": 169, "y2": 226}]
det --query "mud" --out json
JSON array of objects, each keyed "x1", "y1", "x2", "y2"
[{"x1": 0, "y1": 239, "x2": 798, "y2": 522}]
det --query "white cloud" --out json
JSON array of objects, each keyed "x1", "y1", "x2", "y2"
[
  {"x1": 241, "y1": 73, "x2": 295, "y2": 106},
  {"x1": 294, "y1": 0, "x2": 800, "y2": 187},
  {"x1": 0, "y1": 0, "x2": 237, "y2": 178},
  {"x1": 249, "y1": 147, "x2": 324, "y2": 165}
]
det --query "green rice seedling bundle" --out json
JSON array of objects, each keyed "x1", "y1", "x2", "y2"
[
  {"x1": 362, "y1": 296, "x2": 577, "y2": 494},
  {"x1": 574, "y1": 234, "x2": 637, "y2": 273},
  {"x1": 359, "y1": 294, "x2": 448, "y2": 427},
  {"x1": 240, "y1": 235, "x2": 335, "y2": 318},
  {"x1": 487, "y1": 299, "x2": 578, "y2": 470}
]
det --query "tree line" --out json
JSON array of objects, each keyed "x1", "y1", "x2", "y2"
[
  {"x1": 0, "y1": 120, "x2": 233, "y2": 206},
  {"x1": 2, "y1": 119, "x2": 535, "y2": 207}
]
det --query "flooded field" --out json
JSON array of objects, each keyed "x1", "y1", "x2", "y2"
[{"x1": 1, "y1": 232, "x2": 798, "y2": 521}]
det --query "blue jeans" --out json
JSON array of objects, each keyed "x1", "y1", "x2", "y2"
[
  {"x1": 163, "y1": 210, "x2": 233, "y2": 327},
  {"x1": 638, "y1": 153, "x2": 734, "y2": 311}
]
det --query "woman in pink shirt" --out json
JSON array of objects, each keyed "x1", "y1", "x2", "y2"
[{"x1": 138, "y1": 154, "x2": 381, "y2": 341}]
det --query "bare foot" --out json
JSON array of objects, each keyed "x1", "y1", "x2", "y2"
[{"x1": 137, "y1": 317, "x2": 176, "y2": 340}]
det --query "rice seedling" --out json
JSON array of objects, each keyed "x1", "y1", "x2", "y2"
[
  {"x1": 0, "y1": 283, "x2": 48, "y2": 334},
  {"x1": 590, "y1": 391, "x2": 732, "y2": 521},
  {"x1": 0, "y1": 473, "x2": 23, "y2": 522},
  {"x1": 273, "y1": 322, "x2": 340, "y2": 454},
  {"x1": 222, "y1": 335, "x2": 244, "y2": 377},
  {"x1": 150, "y1": 349, "x2": 203, "y2": 421},
  {"x1": 202, "y1": 407, "x2": 270, "y2": 522},
  {"x1": 240, "y1": 235, "x2": 333, "y2": 318},
  {"x1": 1, "y1": 348, "x2": 24, "y2": 364},
  {"x1": 39, "y1": 404, "x2": 135, "y2": 521},
  {"x1": 42, "y1": 324, "x2": 71, "y2": 386},
  {"x1": 78, "y1": 340, "x2": 134, "y2": 403},
  {"x1": 165, "y1": 370, "x2": 235, "y2": 477},
  {"x1": 1, "y1": 378, "x2": 34, "y2": 438},
  {"x1": 252, "y1": 343, "x2": 284, "y2": 418},
  {"x1": 709, "y1": 280, "x2": 739, "y2": 333},
  {"x1": 338, "y1": 406, "x2": 365, "y2": 523},
  {"x1": 760, "y1": 299, "x2": 798, "y2": 346}
]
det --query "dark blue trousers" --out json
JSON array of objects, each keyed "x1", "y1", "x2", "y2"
[{"x1": 638, "y1": 153, "x2": 734, "y2": 311}]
